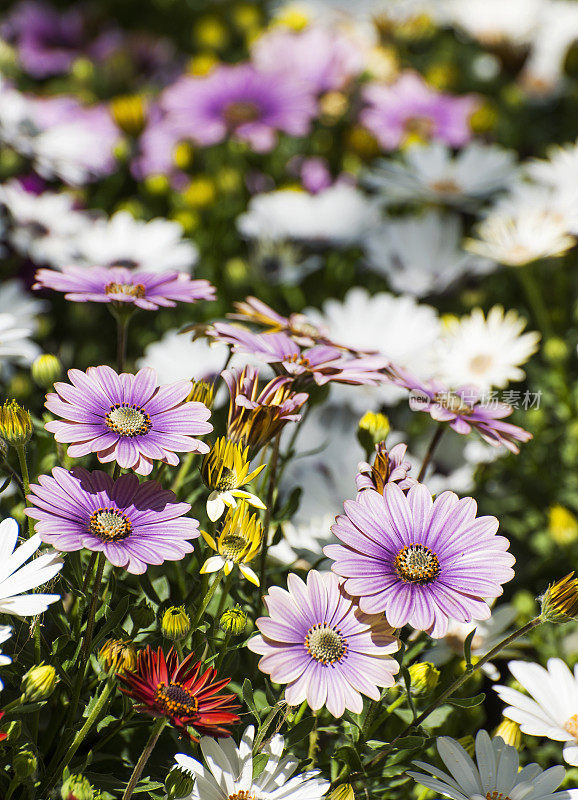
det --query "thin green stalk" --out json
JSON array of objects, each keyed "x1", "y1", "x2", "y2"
[
  {"x1": 214, "y1": 631, "x2": 231, "y2": 672},
  {"x1": 122, "y1": 717, "x2": 167, "y2": 800},
  {"x1": 308, "y1": 712, "x2": 319, "y2": 766},
  {"x1": 171, "y1": 451, "x2": 197, "y2": 493},
  {"x1": 215, "y1": 570, "x2": 234, "y2": 623},
  {"x1": 417, "y1": 424, "x2": 445, "y2": 483},
  {"x1": 258, "y1": 433, "x2": 282, "y2": 589},
  {"x1": 190, "y1": 569, "x2": 224, "y2": 630},
  {"x1": 517, "y1": 267, "x2": 553, "y2": 339},
  {"x1": 112, "y1": 309, "x2": 133, "y2": 373},
  {"x1": 15, "y1": 445, "x2": 30, "y2": 498}
]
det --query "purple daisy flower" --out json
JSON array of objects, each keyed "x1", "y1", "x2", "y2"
[
  {"x1": 161, "y1": 64, "x2": 318, "y2": 153},
  {"x1": 248, "y1": 570, "x2": 400, "y2": 717},
  {"x1": 33, "y1": 265, "x2": 215, "y2": 310},
  {"x1": 211, "y1": 323, "x2": 387, "y2": 386},
  {"x1": 361, "y1": 72, "x2": 478, "y2": 151},
  {"x1": 45, "y1": 366, "x2": 212, "y2": 476},
  {"x1": 25, "y1": 467, "x2": 198, "y2": 574},
  {"x1": 391, "y1": 366, "x2": 532, "y2": 453},
  {"x1": 325, "y1": 482, "x2": 515, "y2": 638}
]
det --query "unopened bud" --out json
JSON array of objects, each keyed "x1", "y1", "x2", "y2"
[
  {"x1": 548, "y1": 505, "x2": 578, "y2": 546},
  {"x1": 31, "y1": 354, "x2": 62, "y2": 388},
  {"x1": 458, "y1": 735, "x2": 475, "y2": 756},
  {"x1": 493, "y1": 718, "x2": 522, "y2": 749},
  {"x1": 408, "y1": 662, "x2": 440, "y2": 695},
  {"x1": 130, "y1": 601, "x2": 155, "y2": 630},
  {"x1": 357, "y1": 412, "x2": 390, "y2": 455},
  {"x1": 541, "y1": 572, "x2": 578, "y2": 623},
  {"x1": 161, "y1": 606, "x2": 191, "y2": 641},
  {"x1": 109, "y1": 94, "x2": 148, "y2": 138},
  {"x1": 220, "y1": 605, "x2": 247, "y2": 635},
  {"x1": 188, "y1": 379, "x2": 215, "y2": 409},
  {"x1": 61, "y1": 773, "x2": 94, "y2": 800},
  {"x1": 13, "y1": 749, "x2": 37, "y2": 779},
  {"x1": 98, "y1": 639, "x2": 137, "y2": 675},
  {"x1": 330, "y1": 785, "x2": 355, "y2": 800},
  {"x1": 0, "y1": 400, "x2": 33, "y2": 446},
  {"x1": 165, "y1": 766, "x2": 196, "y2": 799},
  {"x1": 21, "y1": 663, "x2": 58, "y2": 701}
]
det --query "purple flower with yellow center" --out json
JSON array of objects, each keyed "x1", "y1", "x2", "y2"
[
  {"x1": 390, "y1": 366, "x2": 532, "y2": 454},
  {"x1": 44, "y1": 366, "x2": 212, "y2": 476},
  {"x1": 361, "y1": 72, "x2": 478, "y2": 151},
  {"x1": 326, "y1": 482, "x2": 515, "y2": 638},
  {"x1": 33, "y1": 265, "x2": 215, "y2": 311},
  {"x1": 161, "y1": 64, "x2": 317, "y2": 153},
  {"x1": 247, "y1": 570, "x2": 400, "y2": 717},
  {"x1": 211, "y1": 323, "x2": 388, "y2": 387},
  {"x1": 25, "y1": 467, "x2": 198, "y2": 574}
]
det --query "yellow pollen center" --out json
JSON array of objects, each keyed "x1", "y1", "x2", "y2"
[
  {"x1": 395, "y1": 543, "x2": 440, "y2": 584},
  {"x1": 105, "y1": 403, "x2": 152, "y2": 437},
  {"x1": 220, "y1": 533, "x2": 247, "y2": 562},
  {"x1": 429, "y1": 178, "x2": 461, "y2": 194},
  {"x1": 565, "y1": 714, "x2": 578, "y2": 738},
  {"x1": 105, "y1": 281, "x2": 146, "y2": 299},
  {"x1": 305, "y1": 623, "x2": 347, "y2": 665},
  {"x1": 89, "y1": 508, "x2": 132, "y2": 542},
  {"x1": 223, "y1": 101, "x2": 261, "y2": 127},
  {"x1": 227, "y1": 793, "x2": 254, "y2": 800},
  {"x1": 154, "y1": 682, "x2": 199, "y2": 717},
  {"x1": 216, "y1": 467, "x2": 238, "y2": 491},
  {"x1": 486, "y1": 793, "x2": 511, "y2": 800}
]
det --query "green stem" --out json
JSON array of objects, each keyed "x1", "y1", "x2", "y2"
[
  {"x1": 417, "y1": 424, "x2": 445, "y2": 483},
  {"x1": 308, "y1": 712, "x2": 319, "y2": 766},
  {"x1": 517, "y1": 268, "x2": 553, "y2": 339},
  {"x1": 122, "y1": 717, "x2": 167, "y2": 800},
  {"x1": 190, "y1": 569, "x2": 224, "y2": 630},
  {"x1": 214, "y1": 631, "x2": 231, "y2": 672},
  {"x1": 113, "y1": 309, "x2": 133, "y2": 373},
  {"x1": 258, "y1": 433, "x2": 282, "y2": 589},
  {"x1": 171, "y1": 451, "x2": 197, "y2": 493}
]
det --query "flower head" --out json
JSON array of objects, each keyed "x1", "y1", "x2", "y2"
[
  {"x1": 25, "y1": 467, "x2": 199, "y2": 574},
  {"x1": 223, "y1": 365, "x2": 307, "y2": 453},
  {"x1": 493, "y1": 718, "x2": 522, "y2": 749},
  {"x1": 201, "y1": 438, "x2": 266, "y2": 521},
  {"x1": 117, "y1": 646, "x2": 240, "y2": 739},
  {"x1": 33, "y1": 265, "x2": 215, "y2": 311},
  {"x1": 0, "y1": 518, "x2": 62, "y2": 616},
  {"x1": 541, "y1": 573, "x2": 578, "y2": 623},
  {"x1": 0, "y1": 400, "x2": 33, "y2": 446},
  {"x1": 174, "y1": 724, "x2": 329, "y2": 800},
  {"x1": 408, "y1": 729, "x2": 575, "y2": 800},
  {"x1": 326, "y1": 482, "x2": 515, "y2": 638},
  {"x1": 98, "y1": 639, "x2": 138, "y2": 674},
  {"x1": 45, "y1": 366, "x2": 212, "y2": 476},
  {"x1": 21, "y1": 663, "x2": 58, "y2": 701},
  {"x1": 201, "y1": 503, "x2": 263, "y2": 585},
  {"x1": 220, "y1": 605, "x2": 247, "y2": 636},
  {"x1": 229, "y1": 296, "x2": 331, "y2": 347},
  {"x1": 248, "y1": 570, "x2": 400, "y2": 717},
  {"x1": 161, "y1": 606, "x2": 192, "y2": 641},
  {"x1": 355, "y1": 441, "x2": 414, "y2": 494}
]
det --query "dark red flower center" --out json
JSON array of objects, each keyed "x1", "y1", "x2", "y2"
[
  {"x1": 105, "y1": 281, "x2": 146, "y2": 299},
  {"x1": 154, "y1": 681, "x2": 199, "y2": 717},
  {"x1": 105, "y1": 403, "x2": 152, "y2": 437},
  {"x1": 89, "y1": 507, "x2": 132, "y2": 542},
  {"x1": 395, "y1": 543, "x2": 440, "y2": 584},
  {"x1": 223, "y1": 101, "x2": 261, "y2": 127},
  {"x1": 305, "y1": 623, "x2": 347, "y2": 665}
]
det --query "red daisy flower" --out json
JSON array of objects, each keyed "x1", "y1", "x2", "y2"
[{"x1": 117, "y1": 646, "x2": 240, "y2": 739}]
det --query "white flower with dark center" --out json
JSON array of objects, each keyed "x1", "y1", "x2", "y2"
[
  {"x1": 174, "y1": 724, "x2": 329, "y2": 800},
  {"x1": 237, "y1": 184, "x2": 380, "y2": 246},
  {"x1": 365, "y1": 142, "x2": 517, "y2": 208},
  {"x1": 0, "y1": 626, "x2": 12, "y2": 691},
  {"x1": 495, "y1": 658, "x2": 578, "y2": 766},
  {"x1": 306, "y1": 287, "x2": 441, "y2": 408},
  {"x1": 434, "y1": 306, "x2": 540, "y2": 390},
  {"x1": 0, "y1": 518, "x2": 63, "y2": 616},
  {"x1": 408, "y1": 729, "x2": 578, "y2": 800},
  {"x1": 365, "y1": 210, "x2": 495, "y2": 297},
  {"x1": 66, "y1": 211, "x2": 199, "y2": 274}
]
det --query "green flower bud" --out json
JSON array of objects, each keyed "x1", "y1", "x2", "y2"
[
  {"x1": 220, "y1": 605, "x2": 248, "y2": 635},
  {"x1": 408, "y1": 662, "x2": 440, "y2": 695},
  {"x1": 0, "y1": 400, "x2": 33, "y2": 446},
  {"x1": 161, "y1": 606, "x2": 191, "y2": 641},
  {"x1": 130, "y1": 601, "x2": 155, "y2": 630},
  {"x1": 165, "y1": 767, "x2": 196, "y2": 799},
  {"x1": 540, "y1": 573, "x2": 578, "y2": 623},
  {"x1": 31, "y1": 354, "x2": 63, "y2": 388},
  {"x1": 98, "y1": 639, "x2": 137, "y2": 675},
  {"x1": 357, "y1": 412, "x2": 390, "y2": 455},
  {"x1": 61, "y1": 773, "x2": 94, "y2": 800},
  {"x1": 543, "y1": 337, "x2": 568, "y2": 364},
  {"x1": 21, "y1": 663, "x2": 58, "y2": 701},
  {"x1": 13, "y1": 749, "x2": 37, "y2": 780}
]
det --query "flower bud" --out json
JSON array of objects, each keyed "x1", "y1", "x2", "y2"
[
  {"x1": 21, "y1": 663, "x2": 58, "y2": 701},
  {"x1": 31, "y1": 354, "x2": 62, "y2": 388},
  {"x1": 187, "y1": 379, "x2": 215, "y2": 409},
  {"x1": 109, "y1": 94, "x2": 148, "y2": 138},
  {"x1": 161, "y1": 606, "x2": 191, "y2": 641},
  {"x1": 548, "y1": 505, "x2": 578, "y2": 546},
  {"x1": 3, "y1": 719, "x2": 21, "y2": 741},
  {"x1": 357, "y1": 412, "x2": 390, "y2": 455},
  {"x1": 0, "y1": 400, "x2": 33, "y2": 446},
  {"x1": 130, "y1": 601, "x2": 155, "y2": 630},
  {"x1": 493, "y1": 718, "x2": 522, "y2": 749},
  {"x1": 165, "y1": 767, "x2": 196, "y2": 799},
  {"x1": 183, "y1": 176, "x2": 217, "y2": 207},
  {"x1": 173, "y1": 141, "x2": 194, "y2": 170},
  {"x1": 13, "y1": 749, "x2": 37, "y2": 780},
  {"x1": 220, "y1": 605, "x2": 248, "y2": 635},
  {"x1": 540, "y1": 572, "x2": 578, "y2": 623},
  {"x1": 543, "y1": 338, "x2": 569, "y2": 364},
  {"x1": 330, "y1": 785, "x2": 355, "y2": 800},
  {"x1": 408, "y1": 662, "x2": 440, "y2": 695},
  {"x1": 61, "y1": 773, "x2": 94, "y2": 800},
  {"x1": 98, "y1": 639, "x2": 137, "y2": 675}
]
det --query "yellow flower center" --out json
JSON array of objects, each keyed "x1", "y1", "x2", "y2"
[
  {"x1": 305, "y1": 623, "x2": 347, "y2": 665},
  {"x1": 220, "y1": 533, "x2": 248, "y2": 562},
  {"x1": 105, "y1": 281, "x2": 146, "y2": 299},
  {"x1": 395, "y1": 544, "x2": 440, "y2": 584},
  {"x1": 565, "y1": 714, "x2": 578, "y2": 738},
  {"x1": 105, "y1": 403, "x2": 152, "y2": 437},
  {"x1": 216, "y1": 466, "x2": 238, "y2": 491},
  {"x1": 89, "y1": 508, "x2": 132, "y2": 542},
  {"x1": 154, "y1": 682, "x2": 199, "y2": 716},
  {"x1": 486, "y1": 793, "x2": 511, "y2": 800}
]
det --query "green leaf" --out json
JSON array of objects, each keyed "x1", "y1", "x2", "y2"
[
  {"x1": 286, "y1": 715, "x2": 316, "y2": 745},
  {"x1": 446, "y1": 692, "x2": 486, "y2": 708},
  {"x1": 463, "y1": 628, "x2": 477, "y2": 667},
  {"x1": 333, "y1": 745, "x2": 363, "y2": 771},
  {"x1": 393, "y1": 735, "x2": 428, "y2": 751},
  {"x1": 252, "y1": 753, "x2": 269, "y2": 780},
  {"x1": 242, "y1": 679, "x2": 260, "y2": 721},
  {"x1": 97, "y1": 715, "x2": 118, "y2": 733}
]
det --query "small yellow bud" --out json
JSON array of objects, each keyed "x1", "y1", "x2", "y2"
[
  {"x1": 109, "y1": 94, "x2": 148, "y2": 137},
  {"x1": 182, "y1": 176, "x2": 217, "y2": 208},
  {"x1": 193, "y1": 16, "x2": 229, "y2": 49},
  {"x1": 187, "y1": 380, "x2": 215, "y2": 409},
  {"x1": 0, "y1": 400, "x2": 33, "y2": 446},
  {"x1": 70, "y1": 57, "x2": 94, "y2": 81},
  {"x1": 330, "y1": 785, "x2": 355, "y2": 800},
  {"x1": 408, "y1": 662, "x2": 440, "y2": 695},
  {"x1": 232, "y1": 4, "x2": 262, "y2": 32},
  {"x1": 469, "y1": 102, "x2": 498, "y2": 133},
  {"x1": 173, "y1": 141, "x2": 194, "y2": 170},
  {"x1": 216, "y1": 167, "x2": 242, "y2": 193},
  {"x1": 345, "y1": 125, "x2": 380, "y2": 159},
  {"x1": 541, "y1": 573, "x2": 578, "y2": 623},
  {"x1": 493, "y1": 718, "x2": 522, "y2": 749},
  {"x1": 98, "y1": 639, "x2": 137, "y2": 674},
  {"x1": 220, "y1": 605, "x2": 248, "y2": 635},
  {"x1": 549, "y1": 505, "x2": 578, "y2": 545},
  {"x1": 21, "y1": 663, "x2": 58, "y2": 702},
  {"x1": 224, "y1": 257, "x2": 250, "y2": 286},
  {"x1": 13, "y1": 749, "x2": 37, "y2": 780},
  {"x1": 357, "y1": 412, "x2": 390, "y2": 455},
  {"x1": 319, "y1": 91, "x2": 348, "y2": 122},
  {"x1": 273, "y1": 5, "x2": 309, "y2": 30},
  {"x1": 187, "y1": 52, "x2": 219, "y2": 76},
  {"x1": 144, "y1": 174, "x2": 170, "y2": 196},
  {"x1": 31, "y1": 354, "x2": 62, "y2": 388},
  {"x1": 171, "y1": 210, "x2": 200, "y2": 234},
  {"x1": 543, "y1": 338, "x2": 569, "y2": 364},
  {"x1": 161, "y1": 606, "x2": 191, "y2": 641}
]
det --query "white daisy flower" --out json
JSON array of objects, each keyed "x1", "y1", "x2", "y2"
[
  {"x1": 136, "y1": 329, "x2": 230, "y2": 386},
  {"x1": 434, "y1": 306, "x2": 540, "y2": 391},
  {"x1": 65, "y1": 211, "x2": 199, "y2": 274},
  {"x1": 520, "y1": 1, "x2": 578, "y2": 95},
  {"x1": 365, "y1": 210, "x2": 495, "y2": 297},
  {"x1": 305, "y1": 287, "x2": 441, "y2": 409},
  {"x1": 408, "y1": 729, "x2": 578, "y2": 800},
  {"x1": 0, "y1": 279, "x2": 47, "y2": 372},
  {"x1": 445, "y1": 0, "x2": 544, "y2": 46},
  {"x1": 365, "y1": 142, "x2": 517, "y2": 208},
  {"x1": 495, "y1": 658, "x2": 578, "y2": 767},
  {"x1": 0, "y1": 626, "x2": 12, "y2": 691},
  {"x1": 174, "y1": 724, "x2": 329, "y2": 800},
  {"x1": 0, "y1": 78, "x2": 39, "y2": 156},
  {"x1": 237, "y1": 183, "x2": 380, "y2": 247},
  {"x1": 0, "y1": 518, "x2": 63, "y2": 616},
  {"x1": 525, "y1": 139, "x2": 578, "y2": 196}
]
